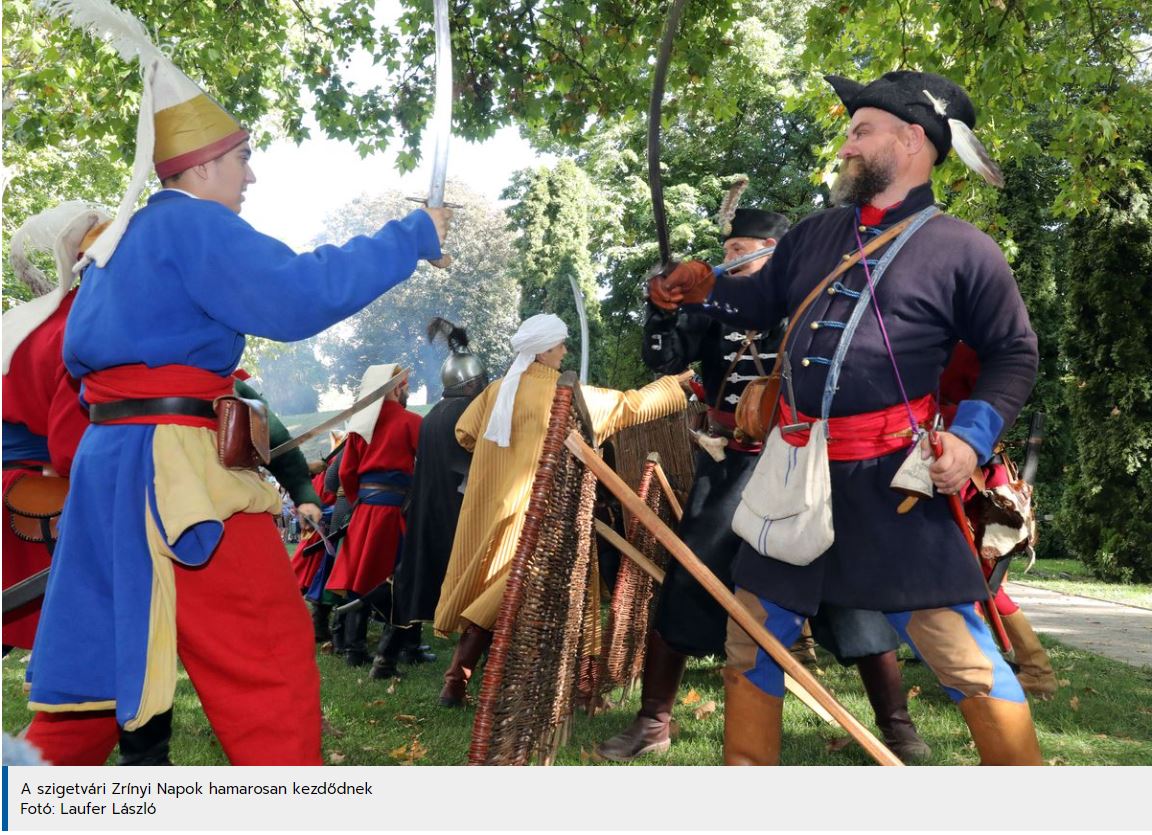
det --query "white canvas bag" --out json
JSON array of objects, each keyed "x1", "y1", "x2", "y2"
[{"x1": 731, "y1": 420, "x2": 833, "y2": 565}]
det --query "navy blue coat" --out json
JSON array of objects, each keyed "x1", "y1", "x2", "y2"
[{"x1": 695, "y1": 183, "x2": 1038, "y2": 615}]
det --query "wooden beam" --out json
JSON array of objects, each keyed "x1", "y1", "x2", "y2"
[{"x1": 568, "y1": 430, "x2": 902, "y2": 767}]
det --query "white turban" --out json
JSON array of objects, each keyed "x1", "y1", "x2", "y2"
[{"x1": 483, "y1": 313, "x2": 569, "y2": 448}]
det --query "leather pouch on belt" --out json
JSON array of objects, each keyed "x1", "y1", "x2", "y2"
[
  {"x1": 734, "y1": 373, "x2": 781, "y2": 443},
  {"x1": 212, "y1": 395, "x2": 271, "y2": 470},
  {"x1": 5, "y1": 472, "x2": 69, "y2": 543}
]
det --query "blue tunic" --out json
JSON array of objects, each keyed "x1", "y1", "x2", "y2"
[
  {"x1": 695, "y1": 184, "x2": 1038, "y2": 614},
  {"x1": 28, "y1": 191, "x2": 440, "y2": 726}
]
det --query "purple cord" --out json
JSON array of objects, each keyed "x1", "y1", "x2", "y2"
[{"x1": 854, "y1": 212, "x2": 920, "y2": 434}]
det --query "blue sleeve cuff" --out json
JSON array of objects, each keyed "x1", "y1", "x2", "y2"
[
  {"x1": 949, "y1": 399, "x2": 1004, "y2": 464},
  {"x1": 391, "y1": 210, "x2": 442, "y2": 262}
]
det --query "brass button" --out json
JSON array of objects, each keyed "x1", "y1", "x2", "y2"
[
  {"x1": 859, "y1": 225, "x2": 868, "y2": 232},
  {"x1": 842, "y1": 254, "x2": 852, "y2": 261},
  {"x1": 801, "y1": 358, "x2": 811, "y2": 367},
  {"x1": 827, "y1": 286, "x2": 836, "y2": 295},
  {"x1": 810, "y1": 322, "x2": 820, "y2": 330}
]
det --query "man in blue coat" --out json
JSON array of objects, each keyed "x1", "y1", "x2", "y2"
[
  {"x1": 653, "y1": 71, "x2": 1042, "y2": 765},
  {"x1": 24, "y1": 32, "x2": 449, "y2": 765}
]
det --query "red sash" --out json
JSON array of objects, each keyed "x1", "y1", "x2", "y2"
[
  {"x1": 83, "y1": 364, "x2": 232, "y2": 428},
  {"x1": 778, "y1": 394, "x2": 936, "y2": 461}
]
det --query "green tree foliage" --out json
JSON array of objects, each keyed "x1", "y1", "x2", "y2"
[
  {"x1": 1058, "y1": 135, "x2": 1152, "y2": 582},
  {"x1": 502, "y1": 159, "x2": 607, "y2": 381},
  {"x1": 316, "y1": 183, "x2": 520, "y2": 401}
]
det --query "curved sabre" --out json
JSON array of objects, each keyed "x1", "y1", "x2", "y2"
[
  {"x1": 647, "y1": 0, "x2": 691, "y2": 272},
  {"x1": 427, "y1": 0, "x2": 452, "y2": 208}
]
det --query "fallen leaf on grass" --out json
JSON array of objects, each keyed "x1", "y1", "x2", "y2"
[
  {"x1": 389, "y1": 738, "x2": 429, "y2": 765},
  {"x1": 367, "y1": 719, "x2": 378, "y2": 725},
  {"x1": 693, "y1": 700, "x2": 717, "y2": 720},
  {"x1": 1083, "y1": 687, "x2": 1099, "y2": 694},
  {"x1": 907, "y1": 685, "x2": 922, "y2": 700},
  {"x1": 321, "y1": 717, "x2": 343, "y2": 738},
  {"x1": 825, "y1": 736, "x2": 853, "y2": 753},
  {"x1": 1058, "y1": 679, "x2": 1071, "y2": 687},
  {"x1": 1047, "y1": 757, "x2": 1067, "y2": 766},
  {"x1": 329, "y1": 752, "x2": 346, "y2": 764},
  {"x1": 1069, "y1": 696, "x2": 1080, "y2": 711},
  {"x1": 386, "y1": 681, "x2": 397, "y2": 695},
  {"x1": 579, "y1": 747, "x2": 592, "y2": 763},
  {"x1": 368, "y1": 699, "x2": 388, "y2": 707},
  {"x1": 395, "y1": 714, "x2": 422, "y2": 725},
  {"x1": 680, "y1": 689, "x2": 702, "y2": 706}
]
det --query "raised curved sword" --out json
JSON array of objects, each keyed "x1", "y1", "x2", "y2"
[
  {"x1": 427, "y1": 0, "x2": 452, "y2": 208},
  {"x1": 647, "y1": 0, "x2": 691, "y2": 273}
]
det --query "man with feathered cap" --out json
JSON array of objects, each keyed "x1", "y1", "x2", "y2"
[
  {"x1": 433, "y1": 314, "x2": 692, "y2": 707},
  {"x1": 371, "y1": 318, "x2": 488, "y2": 680},
  {"x1": 652, "y1": 71, "x2": 1042, "y2": 765},
  {"x1": 24, "y1": 1, "x2": 450, "y2": 765},
  {"x1": 326, "y1": 364, "x2": 422, "y2": 667}
]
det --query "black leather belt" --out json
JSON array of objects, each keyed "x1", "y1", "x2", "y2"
[{"x1": 89, "y1": 397, "x2": 217, "y2": 424}]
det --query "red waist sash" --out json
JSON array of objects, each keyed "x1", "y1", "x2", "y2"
[
  {"x1": 706, "y1": 408, "x2": 763, "y2": 454},
  {"x1": 83, "y1": 364, "x2": 232, "y2": 428},
  {"x1": 778, "y1": 393, "x2": 936, "y2": 461}
]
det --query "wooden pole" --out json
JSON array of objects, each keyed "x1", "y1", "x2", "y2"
[
  {"x1": 593, "y1": 518, "x2": 836, "y2": 726},
  {"x1": 568, "y1": 430, "x2": 903, "y2": 767}
]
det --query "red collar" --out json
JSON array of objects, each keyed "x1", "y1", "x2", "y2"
[{"x1": 859, "y1": 199, "x2": 904, "y2": 227}]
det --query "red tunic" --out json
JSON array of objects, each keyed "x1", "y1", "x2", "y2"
[
  {"x1": 290, "y1": 470, "x2": 336, "y2": 591},
  {"x1": 325, "y1": 400, "x2": 421, "y2": 595},
  {"x1": 2, "y1": 291, "x2": 89, "y2": 649}
]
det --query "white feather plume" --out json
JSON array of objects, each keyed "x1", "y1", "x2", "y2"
[
  {"x1": 949, "y1": 118, "x2": 1005, "y2": 188},
  {"x1": 922, "y1": 88, "x2": 1004, "y2": 188},
  {"x1": 37, "y1": 0, "x2": 165, "y2": 64}
]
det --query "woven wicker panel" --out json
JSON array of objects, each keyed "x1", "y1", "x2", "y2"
[
  {"x1": 605, "y1": 408, "x2": 697, "y2": 505},
  {"x1": 468, "y1": 378, "x2": 599, "y2": 766},
  {"x1": 596, "y1": 459, "x2": 675, "y2": 697}
]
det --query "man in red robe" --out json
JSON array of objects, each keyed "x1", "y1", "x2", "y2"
[{"x1": 326, "y1": 364, "x2": 422, "y2": 665}]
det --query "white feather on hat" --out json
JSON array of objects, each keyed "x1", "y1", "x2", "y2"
[
  {"x1": 2, "y1": 201, "x2": 112, "y2": 374},
  {"x1": 40, "y1": 0, "x2": 248, "y2": 268}
]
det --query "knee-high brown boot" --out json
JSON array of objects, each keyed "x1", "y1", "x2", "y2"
[
  {"x1": 438, "y1": 623, "x2": 493, "y2": 707},
  {"x1": 722, "y1": 668, "x2": 783, "y2": 766},
  {"x1": 1001, "y1": 610, "x2": 1058, "y2": 699},
  {"x1": 958, "y1": 696, "x2": 1044, "y2": 765},
  {"x1": 596, "y1": 630, "x2": 688, "y2": 762},
  {"x1": 855, "y1": 651, "x2": 932, "y2": 763}
]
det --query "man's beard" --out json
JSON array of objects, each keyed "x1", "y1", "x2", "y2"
[{"x1": 831, "y1": 151, "x2": 896, "y2": 206}]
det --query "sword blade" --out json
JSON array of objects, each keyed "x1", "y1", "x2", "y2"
[
  {"x1": 271, "y1": 368, "x2": 410, "y2": 459},
  {"x1": 427, "y1": 0, "x2": 452, "y2": 208}
]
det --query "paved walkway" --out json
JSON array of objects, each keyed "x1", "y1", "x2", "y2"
[{"x1": 1004, "y1": 581, "x2": 1152, "y2": 668}]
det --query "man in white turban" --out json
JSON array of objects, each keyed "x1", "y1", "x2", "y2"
[{"x1": 433, "y1": 314, "x2": 692, "y2": 707}]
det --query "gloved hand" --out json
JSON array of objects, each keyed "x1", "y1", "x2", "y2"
[{"x1": 648, "y1": 260, "x2": 715, "y2": 310}]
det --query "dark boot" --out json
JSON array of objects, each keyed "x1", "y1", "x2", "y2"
[
  {"x1": 596, "y1": 631, "x2": 687, "y2": 762},
  {"x1": 788, "y1": 620, "x2": 818, "y2": 667},
  {"x1": 310, "y1": 603, "x2": 333, "y2": 644},
  {"x1": 117, "y1": 710, "x2": 173, "y2": 766},
  {"x1": 722, "y1": 668, "x2": 783, "y2": 765},
  {"x1": 330, "y1": 609, "x2": 348, "y2": 654},
  {"x1": 855, "y1": 651, "x2": 932, "y2": 763},
  {"x1": 343, "y1": 605, "x2": 371, "y2": 667},
  {"x1": 369, "y1": 626, "x2": 406, "y2": 680},
  {"x1": 400, "y1": 624, "x2": 437, "y2": 664},
  {"x1": 438, "y1": 623, "x2": 493, "y2": 707}
]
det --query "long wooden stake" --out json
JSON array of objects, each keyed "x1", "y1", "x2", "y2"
[
  {"x1": 568, "y1": 431, "x2": 903, "y2": 767},
  {"x1": 648, "y1": 455, "x2": 684, "y2": 521},
  {"x1": 593, "y1": 518, "x2": 836, "y2": 726}
]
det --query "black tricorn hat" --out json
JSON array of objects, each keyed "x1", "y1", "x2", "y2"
[
  {"x1": 825, "y1": 71, "x2": 977, "y2": 166},
  {"x1": 725, "y1": 208, "x2": 790, "y2": 241}
]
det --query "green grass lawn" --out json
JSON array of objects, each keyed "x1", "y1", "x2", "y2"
[
  {"x1": 6, "y1": 618, "x2": 1150, "y2": 766},
  {"x1": 1013, "y1": 558, "x2": 1152, "y2": 609}
]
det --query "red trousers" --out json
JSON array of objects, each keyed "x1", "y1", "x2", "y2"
[{"x1": 25, "y1": 512, "x2": 322, "y2": 765}]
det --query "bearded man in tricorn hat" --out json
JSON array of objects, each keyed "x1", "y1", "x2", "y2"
[{"x1": 653, "y1": 71, "x2": 1042, "y2": 765}]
